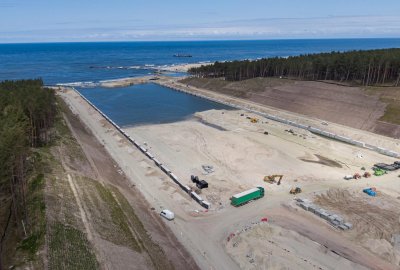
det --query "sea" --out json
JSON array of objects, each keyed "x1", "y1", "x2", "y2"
[
  {"x1": 1, "y1": 39, "x2": 400, "y2": 85},
  {"x1": 1, "y1": 39, "x2": 400, "y2": 126}
]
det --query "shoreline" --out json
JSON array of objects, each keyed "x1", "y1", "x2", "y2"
[
  {"x1": 52, "y1": 62, "x2": 211, "y2": 88},
  {"x1": 158, "y1": 62, "x2": 212, "y2": 72}
]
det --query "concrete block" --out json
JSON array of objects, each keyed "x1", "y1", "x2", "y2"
[
  {"x1": 145, "y1": 151, "x2": 154, "y2": 159},
  {"x1": 190, "y1": 191, "x2": 202, "y2": 202},
  {"x1": 320, "y1": 212, "x2": 330, "y2": 220},
  {"x1": 353, "y1": 140, "x2": 365, "y2": 147},
  {"x1": 169, "y1": 173, "x2": 179, "y2": 183},
  {"x1": 152, "y1": 158, "x2": 162, "y2": 166},
  {"x1": 139, "y1": 146, "x2": 147, "y2": 153},
  {"x1": 182, "y1": 185, "x2": 191, "y2": 193},
  {"x1": 331, "y1": 220, "x2": 340, "y2": 227},
  {"x1": 314, "y1": 208, "x2": 322, "y2": 215},
  {"x1": 297, "y1": 124, "x2": 308, "y2": 129},
  {"x1": 133, "y1": 141, "x2": 140, "y2": 147},
  {"x1": 309, "y1": 127, "x2": 321, "y2": 133},
  {"x1": 328, "y1": 215, "x2": 336, "y2": 222},
  {"x1": 344, "y1": 223, "x2": 353, "y2": 229},
  {"x1": 160, "y1": 165, "x2": 171, "y2": 174},
  {"x1": 307, "y1": 205, "x2": 317, "y2": 213},
  {"x1": 298, "y1": 203, "x2": 309, "y2": 210},
  {"x1": 201, "y1": 201, "x2": 211, "y2": 209},
  {"x1": 334, "y1": 216, "x2": 344, "y2": 223}
]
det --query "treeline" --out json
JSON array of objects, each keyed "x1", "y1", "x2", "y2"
[
  {"x1": 189, "y1": 48, "x2": 400, "y2": 86},
  {"x1": 0, "y1": 79, "x2": 55, "y2": 267}
]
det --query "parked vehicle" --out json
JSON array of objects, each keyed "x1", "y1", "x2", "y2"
[
  {"x1": 196, "y1": 180, "x2": 208, "y2": 189},
  {"x1": 231, "y1": 187, "x2": 265, "y2": 207},
  {"x1": 191, "y1": 175, "x2": 208, "y2": 189},
  {"x1": 363, "y1": 188, "x2": 377, "y2": 197},
  {"x1": 191, "y1": 175, "x2": 199, "y2": 183},
  {"x1": 160, "y1": 209, "x2": 175, "y2": 220},
  {"x1": 373, "y1": 168, "x2": 387, "y2": 176}
]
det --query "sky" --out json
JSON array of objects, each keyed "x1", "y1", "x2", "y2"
[{"x1": 1, "y1": 0, "x2": 400, "y2": 43}]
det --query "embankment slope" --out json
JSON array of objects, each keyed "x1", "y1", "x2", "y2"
[{"x1": 181, "y1": 77, "x2": 400, "y2": 138}]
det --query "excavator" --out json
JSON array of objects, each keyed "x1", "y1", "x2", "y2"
[{"x1": 264, "y1": 175, "x2": 283, "y2": 185}]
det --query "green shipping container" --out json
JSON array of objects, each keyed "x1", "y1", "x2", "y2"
[{"x1": 231, "y1": 187, "x2": 265, "y2": 207}]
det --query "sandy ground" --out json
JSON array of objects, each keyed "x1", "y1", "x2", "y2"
[
  {"x1": 99, "y1": 76, "x2": 153, "y2": 88},
  {"x1": 125, "y1": 109, "x2": 398, "y2": 204},
  {"x1": 160, "y1": 63, "x2": 212, "y2": 73},
  {"x1": 59, "y1": 85, "x2": 400, "y2": 270},
  {"x1": 314, "y1": 188, "x2": 400, "y2": 266},
  {"x1": 226, "y1": 222, "x2": 368, "y2": 270},
  {"x1": 182, "y1": 77, "x2": 400, "y2": 139},
  {"x1": 160, "y1": 77, "x2": 400, "y2": 154}
]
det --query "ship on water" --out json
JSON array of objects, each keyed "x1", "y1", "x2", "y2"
[{"x1": 173, "y1": 54, "x2": 192, "y2": 57}]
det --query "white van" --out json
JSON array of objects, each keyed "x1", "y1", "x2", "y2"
[
  {"x1": 160, "y1": 209, "x2": 175, "y2": 220},
  {"x1": 344, "y1": 175, "x2": 353, "y2": 180}
]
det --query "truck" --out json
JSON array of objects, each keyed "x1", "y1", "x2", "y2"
[
  {"x1": 230, "y1": 187, "x2": 265, "y2": 207},
  {"x1": 190, "y1": 175, "x2": 208, "y2": 189}
]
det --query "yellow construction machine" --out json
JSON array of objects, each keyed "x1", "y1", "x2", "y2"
[
  {"x1": 250, "y1": 118, "x2": 259, "y2": 123},
  {"x1": 264, "y1": 175, "x2": 283, "y2": 185}
]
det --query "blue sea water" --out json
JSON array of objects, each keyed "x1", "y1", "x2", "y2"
[
  {"x1": 1, "y1": 39, "x2": 400, "y2": 85},
  {"x1": 78, "y1": 83, "x2": 233, "y2": 127},
  {"x1": 2, "y1": 39, "x2": 400, "y2": 126}
]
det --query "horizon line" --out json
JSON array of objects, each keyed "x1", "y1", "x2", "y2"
[{"x1": 1, "y1": 36, "x2": 400, "y2": 45}]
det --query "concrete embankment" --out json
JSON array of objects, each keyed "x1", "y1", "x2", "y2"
[
  {"x1": 72, "y1": 87, "x2": 211, "y2": 209},
  {"x1": 155, "y1": 80, "x2": 400, "y2": 159}
]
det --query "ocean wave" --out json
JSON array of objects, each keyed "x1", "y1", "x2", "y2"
[
  {"x1": 89, "y1": 65, "x2": 157, "y2": 70},
  {"x1": 56, "y1": 81, "x2": 100, "y2": 88},
  {"x1": 87, "y1": 61, "x2": 215, "y2": 72}
]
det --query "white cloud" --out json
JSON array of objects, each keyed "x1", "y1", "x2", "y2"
[{"x1": 1, "y1": 15, "x2": 400, "y2": 42}]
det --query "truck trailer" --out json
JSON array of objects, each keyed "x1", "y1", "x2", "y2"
[{"x1": 231, "y1": 187, "x2": 265, "y2": 207}]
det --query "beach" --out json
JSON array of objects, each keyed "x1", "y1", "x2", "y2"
[{"x1": 158, "y1": 62, "x2": 212, "y2": 72}]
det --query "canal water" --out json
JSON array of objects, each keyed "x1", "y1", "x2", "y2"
[{"x1": 78, "y1": 83, "x2": 234, "y2": 127}]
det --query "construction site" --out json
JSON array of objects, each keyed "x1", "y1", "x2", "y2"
[{"x1": 58, "y1": 75, "x2": 400, "y2": 270}]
